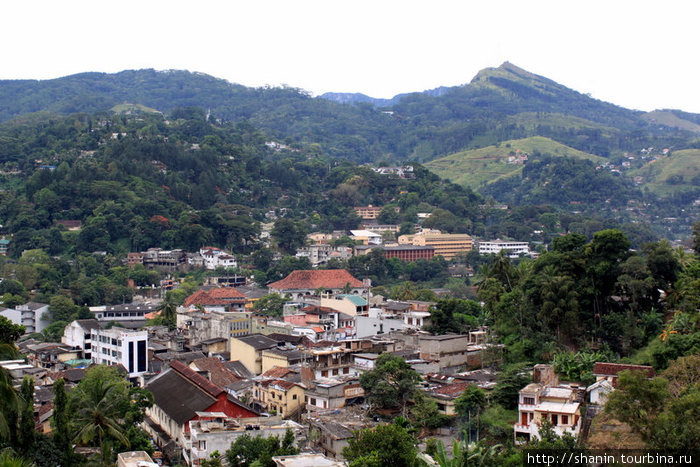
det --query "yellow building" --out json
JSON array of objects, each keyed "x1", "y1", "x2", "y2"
[
  {"x1": 261, "y1": 348, "x2": 306, "y2": 374},
  {"x1": 398, "y1": 232, "x2": 473, "y2": 260},
  {"x1": 253, "y1": 379, "x2": 305, "y2": 418},
  {"x1": 229, "y1": 334, "x2": 278, "y2": 374},
  {"x1": 353, "y1": 205, "x2": 383, "y2": 219}
]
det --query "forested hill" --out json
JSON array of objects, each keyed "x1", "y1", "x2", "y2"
[{"x1": 2, "y1": 63, "x2": 700, "y2": 164}]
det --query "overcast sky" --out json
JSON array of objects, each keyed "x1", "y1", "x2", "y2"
[{"x1": 3, "y1": 1, "x2": 699, "y2": 112}]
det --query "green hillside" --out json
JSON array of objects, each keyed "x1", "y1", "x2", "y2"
[
  {"x1": 425, "y1": 136, "x2": 603, "y2": 189},
  {"x1": 630, "y1": 149, "x2": 700, "y2": 196},
  {"x1": 642, "y1": 110, "x2": 700, "y2": 133}
]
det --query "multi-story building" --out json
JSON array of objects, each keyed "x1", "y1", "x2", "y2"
[
  {"x1": 141, "y1": 248, "x2": 188, "y2": 271},
  {"x1": 305, "y1": 377, "x2": 364, "y2": 411},
  {"x1": 178, "y1": 308, "x2": 253, "y2": 347},
  {"x1": 183, "y1": 287, "x2": 247, "y2": 313},
  {"x1": 0, "y1": 238, "x2": 10, "y2": 256},
  {"x1": 381, "y1": 245, "x2": 435, "y2": 261},
  {"x1": 90, "y1": 327, "x2": 149, "y2": 379},
  {"x1": 13, "y1": 302, "x2": 51, "y2": 334},
  {"x1": 252, "y1": 379, "x2": 305, "y2": 418},
  {"x1": 295, "y1": 244, "x2": 353, "y2": 267},
  {"x1": 229, "y1": 334, "x2": 279, "y2": 375},
  {"x1": 200, "y1": 247, "x2": 238, "y2": 270},
  {"x1": 62, "y1": 319, "x2": 101, "y2": 359},
  {"x1": 478, "y1": 239, "x2": 530, "y2": 258},
  {"x1": 353, "y1": 205, "x2": 383, "y2": 220},
  {"x1": 398, "y1": 232, "x2": 473, "y2": 260},
  {"x1": 304, "y1": 347, "x2": 355, "y2": 379},
  {"x1": 513, "y1": 364, "x2": 583, "y2": 444},
  {"x1": 90, "y1": 303, "x2": 159, "y2": 325},
  {"x1": 187, "y1": 414, "x2": 303, "y2": 466}
]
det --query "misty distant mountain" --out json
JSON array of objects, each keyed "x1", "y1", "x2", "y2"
[{"x1": 319, "y1": 86, "x2": 451, "y2": 106}]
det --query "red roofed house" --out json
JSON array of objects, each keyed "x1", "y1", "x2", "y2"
[
  {"x1": 592, "y1": 362, "x2": 655, "y2": 387},
  {"x1": 144, "y1": 360, "x2": 258, "y2": 457},
  {"x1": 267, "y1": 269, "x2": 367, "y2": 301},
  {"x1": 586, "y1": 362, "x2": 655, "y2": 407},
  {"x1": 183, "y1": 288, "x2": 246, "y2": 312}
]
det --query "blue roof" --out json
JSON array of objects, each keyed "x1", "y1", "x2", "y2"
[{"x1": 337, "y1": 294, "x2": 367, "y2": 306}]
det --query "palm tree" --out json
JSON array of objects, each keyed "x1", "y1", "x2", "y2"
[
  {"x1": 71, "y1": 371, "x2": 130, "y2": 463},
  {"x1": 0, "y1": 367, "x2": 20, "y2": 442},
  {"x1": 0, "y1": 449, "x2": 35, "y2": 467}
]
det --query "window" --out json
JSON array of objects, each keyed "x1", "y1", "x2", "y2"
[
  {"x1": 561, "y1": 415, "x2": 568, "y2": 425},
  {"x1": 292, "y1": 394, "x2": 297, "y2": 400},
  {"x1": 551, "y1": 414, "x2": 558, "y2": 425},
  {"x1": 199, "y1": 440, "x2": 206, "y2": 450},
  {"x1": 523, "y1": 397, "x2": 535, "y2": 405}
]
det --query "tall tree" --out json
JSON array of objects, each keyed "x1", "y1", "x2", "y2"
[
  {"x1": 343, "y1": 423, "x2": 420, "y2": 467},
  {"x1": 359, "y1": 354, "x2": 422, "y2": 415},
  {"x1": 18, "y1": 377, "x2": 35, "y2": 455}
]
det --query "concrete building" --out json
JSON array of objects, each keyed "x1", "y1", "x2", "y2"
[
  {"x1": 253, "y1": 379, "x2": 306, "y2": 418},
  {"x1": 90, "y1": 327, "x2": 148, "y2": 379},
  {"x1": 89, "y1": 303, "x2": 158, "y2": 325},
  {"x1": 478, "y1": 239, "x2": 530, "y2": 258},
  {"x1": 305, "y1": 378, "x2": 364, "y2": 411},
  {"x1": 398, "y1": 232, "x2": 473, "y2": 260},
  {"x1": 178, "y1": 308, "x2": 253, "y2": 347},
  {"x1": 117, "y1": 451, "x2": 157, "y2": 467},
  {"x1": 348, "y1": 230, "x2": 383, "y2": 245},
  {"x1": 353, "y1": 205, "x2": 383, "y2": 220},
  {"x1": 229, "y1": 334, "x2": 279, "y2": 375},
  {"x1": 273, "y1": 453, "x2": 346, "y2": 467},
  {"x1": 188, "y1": 414, "x2": 304, "y2": 466},
  {"x1": 183, "y1": 287, "x2": 247, "y2": 313},
  {"x1": 14, "y1": 302, "x2": 51, "y2": 334},
  {"x1": 513, "y1": 364, "x2": 583, "y2": 444},
  {"x1": 62, "y1": 319, "x2": 101, "y2": 359},
  {"x1": 295, "y1": 244, "x2": 353, "y2": 267},
  {"x1": 381, "y1": 245, "x2": 435, "y2": 261}
]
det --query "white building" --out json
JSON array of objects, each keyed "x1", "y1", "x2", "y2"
[
  {"x1": 295, "y1": 244, "x2": 352, "y2": 267},
  {"x1": 513, "y1": 365, "x2": 582, "y2": 444},
  {"x1": 478, "y1": 239, "x2": 530, "y2": 258},
  {"x1": 349, "y1": 230, "x2": 383, "y2": 245},
  {"x1": 199, "y1": 247, "x2": 238, "y2": 270},
  {"x1": 89, "y1": 303, "x2": 159, "y2": 324},
  {"x1": 90, "y1": 327, "x2": 148, "y2": 379},
  {"x1": 355, "y1": 308, "x2": 406, "y2": 338},
  {"x1": 187, "y1": 414, "x2": 303, "y2": 466},
  {"x1": 62, "y1": 319, "x2": 101, "y2": 359},
  {"x1": 9, "y1": 302, "x2": 51, "y2": 334}
]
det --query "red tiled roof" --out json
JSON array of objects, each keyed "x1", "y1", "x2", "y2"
[
  {"x1": 170, "y1": 360, "x2": 223, "y2": 398},
  {"x1": 592, "y1": 363, "x2": 655, "y2": 379},
  {"x1": 312, "y1": 326, "x2": 325, "y2": 333},
  {"x1": 267, "y1": 269, "x2": 364, "y2": 291},
  {"x1": 262, "y1": 366, "x2": 294, "y2": 378},
  {"x1": 184, "y1": 288, "x2": 245, "y2": 307},
  {"x1": 260, "y1": 379, "x2": 298, "y2": 391},
  {"x1": 191, "y1": 357, "x2": 242, "y2": 388}
]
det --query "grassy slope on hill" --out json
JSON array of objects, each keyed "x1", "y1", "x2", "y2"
[
  {"x1": 425, "y1": 136, "x2": 604, "y2": 189},
  {"x1": 630, "y1": 149, "x2": 700, "y2": 196}
]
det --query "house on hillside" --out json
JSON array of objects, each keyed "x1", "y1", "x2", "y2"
[
  {"x1": 587, "y1": 362, "x2": 655, "y2": 405},
  {"x1": 513, "y1": 364, "x2": 583, "y2": 444},
  {"x1": 267, "y1": 269, "x2": 367, "y2": 301}
]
